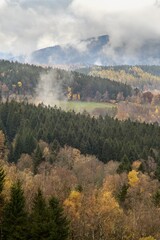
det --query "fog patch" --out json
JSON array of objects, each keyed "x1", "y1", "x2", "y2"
[{"x1": 34, "y1": 70, "x2": 72, "y2": 108}]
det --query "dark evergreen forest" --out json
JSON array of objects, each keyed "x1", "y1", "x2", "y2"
[{"x1": 0, "y1": 101, "x2": 160, "y2": 168}]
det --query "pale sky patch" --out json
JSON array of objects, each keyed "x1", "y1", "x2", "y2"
[{"x1": 71, "y1": 0, "x2": 153, "y2": 13}]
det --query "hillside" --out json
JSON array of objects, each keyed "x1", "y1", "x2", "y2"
[
  {"x1": 1, "y1": 130, "x2": 160, "y2": 240},
  {"x1": 0, "y1": 60, "x2": 131, "y2": 102},
  {"x1": 0, "y1": 66, "x2": 160, "y2": 240},
  {"x1": 77, "y1": 65, "x2": 160, "y2": 90},
  {"x1": 1, "y1": 101, "x2": 160, "y2": 240}
]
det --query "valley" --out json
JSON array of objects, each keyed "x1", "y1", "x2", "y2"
[
  {"x1": 0, "y1": 59, "x2": 159, "y2": 239},
  {"x1": 1, "y1": 1, "x2": 160, "y2": 239}
]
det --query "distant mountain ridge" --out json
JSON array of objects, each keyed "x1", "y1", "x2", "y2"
[
  {"x1": 29, "y1": 35, "x2": 160, "y2": 66},
  {"x1": 29, "y1": 35, "x2": 109, "y2": 65},
  {"x1": 1, "y1": 35, "x2": 160, "y2": 66},
  {"x1": 0, "y1": 52, "x2": 13, "y2": 60}
]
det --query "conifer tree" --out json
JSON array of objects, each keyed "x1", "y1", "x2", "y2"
[
  {"x1": 50, "y1": 139, "x2": 60, "y2": 154},
  {"x1": 0, "y1": 166, "x2": 5, "y2": 194},
  {"x1": 117, "y1": 184, "x2": 128, "y2": 204},
  {"x1": 0, "y1": 166, "x2": 5, "y2": 240},
  {"x1": 155, "y1": 160, "x2": 160, "y2": 181},
  {"x1": 29, "y1": 189, "x2": 50, "y2": 240},
  {"x1": 8, "y1": 144, "x2": 14, "y2": 163},
  {"x1": 153, "y1": 189, "x2": 160, "y2": 207},
  {"x1": 117, "y1": 154, "x2": 131, "y2": 173},
  {"x1": 2, "y1": 181, "x2": 28, "y2": 240},
  {"x1": 0, "y1": 131, "x2": 5, "y2": 158},
  {"x1": 48, "y1": 197, "x2": 69, "y2": 240},
  {"x1": 102, "y1": 138, "x2": 113, "y2": 163},
  {"x1": 33, "y1": 145, "x2": 43, "y2": 174}
]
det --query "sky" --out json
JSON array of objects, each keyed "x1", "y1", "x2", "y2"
[{"x1": 0, "y1": 0, "x2": 159, "y2": 55}]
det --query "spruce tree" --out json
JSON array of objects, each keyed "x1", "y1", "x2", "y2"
[
  {"x1": 33, "y1": 145, "x2": 43, "y2": 174},
  {"x1": 12, "y1": 134, "x2": 23, "y2": 163},
  {"x1": 102, "y1": 138, "x2": 113, "y2": 163},
  {"x1": 29, "y1": 189, "x2": 50, "y2": 240},
  {"x1": 117, "y1": 154, "x2": 131, "y2": 173},
  {"x1": 155, "y1": 160, "x2": 160, "y2": 181},
  {"x1": 0, "y1": 165, "x2": 5, "y2": 214},
  {"x1": 153, "y1": 189, "x2": 160, "y2": 207},
  {"x1": 0, "y1": 166, "x2": 5, "y2": 240},
  {"x1": 2, "y1": 181, "x2": 28, "y2": 240},
  {"x1": 0, "y1": 166, "x2": 5, "y2": 194},
  {"x1": 117, "y1": 184, "x2": 128, "y2": 205},
  {"x1": 48, "y1": 197, "x2": 69, "y2": 240},
  {"x1": 29, "y1": 190, "x2": 69, "y2": 240},
  {"x1": 50, "y1": 139, "x2": 60, "y2": 154}
]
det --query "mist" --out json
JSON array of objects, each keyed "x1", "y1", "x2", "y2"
[
  {"x1": 35, "y1": 71, "x2": 64, "y2": 106},
  {"x1": 34, "y1": 69, "x2": 73, "y2": 108},
  {"x1": 0, "y1": 0, "x2": 160, "y2": 64}
]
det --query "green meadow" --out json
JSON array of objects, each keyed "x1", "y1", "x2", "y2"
[{"x1": 58, "y1": 101, "x2": 117, "y2": 117}]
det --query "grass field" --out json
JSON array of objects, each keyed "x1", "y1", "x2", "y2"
[
  {"x1": 59, "y1": 101, "x2": 117, "y2": 117},
  {"x1": 34, "y1": 98, "x2": 117, "y2": 117}
]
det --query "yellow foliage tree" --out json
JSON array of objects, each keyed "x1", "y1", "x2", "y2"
[
  {"x1": 0, "y1": 130, "x2": 5, "y2": 157},
  {"x1": 64, "y1": 190, "x2": 82, "y2": 219},
  {"x1": 128, "y1": 170, "x2": 139, "y2": 187},
  {"x1": 132, "y1": 160, "x2": 142, "y2": 171},
  {"x1": 17, "y1": 81, "x2": 22, "y2": 87},
  {"x1": 98, "y1": 191, "x2": 120, "y2": 212},
  {"x1": 94, "y1": 190, "x2": 123, "y2": 239},
  {"x1": 139, "y1": 237, "x2": 156, "y2": 240},
  {"x1": 155, "y1": 107, "x2": 159, "y2": 114}
]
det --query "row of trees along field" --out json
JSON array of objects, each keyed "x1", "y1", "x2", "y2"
[{"x1": 0, "y1": 60, "x2": 131, "y2": 101}]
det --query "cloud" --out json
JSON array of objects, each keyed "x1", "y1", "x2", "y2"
[
  {"x1": 69, "y1": 0, "x2": 160, "y2": 64},
  {"x1": 0, "y1": 0, "x2": 75, "y2": 54},
  {"x1": 0, "y1": 0, "x2": 159, "y2": 62},
  {"x1": 6, "y1": 0, "x2": 72, "y2": 11},
  {"x1": 70, "y1": 0, "x2": 153, "y2": 13}
]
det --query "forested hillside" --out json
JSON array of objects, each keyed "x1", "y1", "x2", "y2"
[
  {"x1": 1, "y1": 62, "x2": 160, "y2": 240},
  {"x1": 78, "y1": 65, "x2": 160, "y2": 90},
  {"x1": 0, "y1": 102, "x2": 160, "y2": 239},
  {"x1": 0, "y1": 60, "x2": 131, "y2": 101}
]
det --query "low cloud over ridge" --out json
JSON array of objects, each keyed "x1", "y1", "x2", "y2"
[{"x1": 0, "y1": 0, "x2": 160, "y2": 64}]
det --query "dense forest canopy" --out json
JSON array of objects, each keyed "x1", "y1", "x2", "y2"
[
  {"x1": 0, "y1": 101, "x2": 160, "y2": 166},
  {"x1": 0, "y1": 60, "x2": 131, "y2": 101}
]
